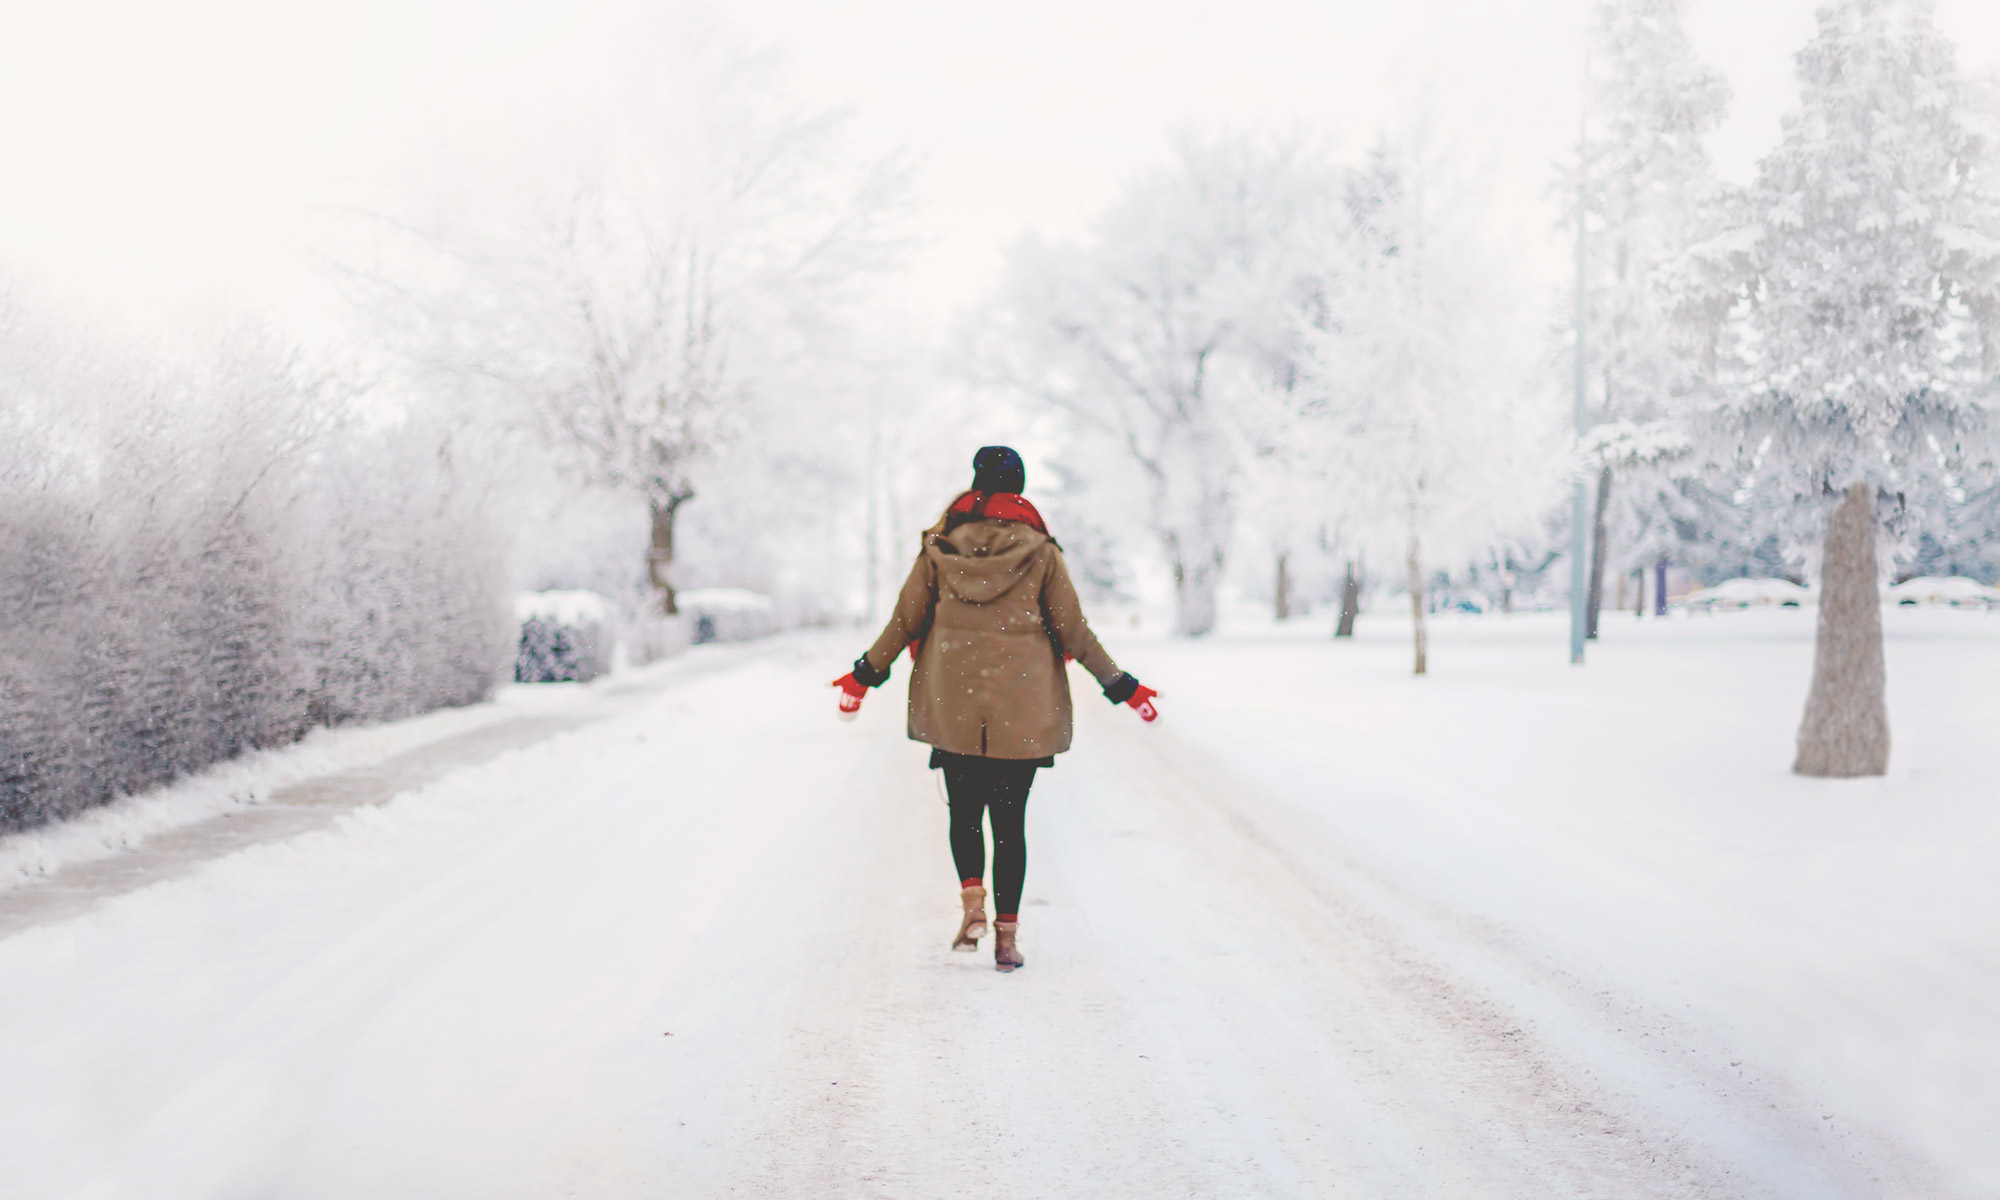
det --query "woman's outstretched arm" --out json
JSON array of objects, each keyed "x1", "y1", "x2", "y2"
[
  {"x1": 1043, "y1": 546, "x2": 1156, "y2": 719},
  {"x1": 1040, "y1": 546, "x2": 1123, "y2": 689},
  {"x1": 854, "y1": 550, "x2": 937, "y2": 683}
]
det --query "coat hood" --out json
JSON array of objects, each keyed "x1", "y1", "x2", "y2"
[{"x1": 927, "y1": 520, "x2": 1046, "y2": 605}]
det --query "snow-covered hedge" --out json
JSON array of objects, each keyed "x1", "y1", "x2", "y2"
[
  {"x1": 0, "y1": 309, "x2": 512, "y2": 832},
  {"x1": 513, "y1": 591, "x2": 613, "y2": 683}
]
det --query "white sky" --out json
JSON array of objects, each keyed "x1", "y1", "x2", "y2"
[{"x1": 1, "y1": 0, "x2": 1997, "y2": 339}]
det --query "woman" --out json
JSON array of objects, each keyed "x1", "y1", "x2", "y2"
[{"x1": 832, "y1": 446, "x2": 1158, "y2": 972}]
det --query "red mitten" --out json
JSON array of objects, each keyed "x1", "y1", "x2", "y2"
[
  {"x1": 1126, "y1": 684, "x2": 1160, "y2": 723},
  {"x1": 831, "y1": 673, "x2": 868, "y2": 719}
]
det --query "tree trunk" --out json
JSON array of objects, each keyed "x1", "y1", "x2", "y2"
[
  {"x1": 1407, "y1": 536, "x2": 1427, "y2": 676},
  {"x1": 1635, "y1": 566, "x2": 1645, "y2": 618},
  {"x1": 1654, "y1": 558, "x2": 1669, "y2": 617},
  {"x1": 647, "y1": 494, "x2": 690, "y2": 616},
  {"x1": 1274, "y1": 553, "x2": 1291, "y2": 622},
  {"x1": 1335, "y1": 560, "x2": 1360, "y2": 638},
  {"x1": 1171, "y1": 550, "x2": 1222, "y2": 637},
  {"x1": 1794, "y1": 482, "x2": 1889, "y2": 778},
  {"x1": 1585, "y1": 464, "x2": 1612, "y2": 640},
  {"x1": 1157, "y1": 454, "x2": 1231, "y2": 637}
]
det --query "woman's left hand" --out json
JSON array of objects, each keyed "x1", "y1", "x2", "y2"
[{"x1": 1125, "y1": 684, "x2": 1160, "y2": 723}]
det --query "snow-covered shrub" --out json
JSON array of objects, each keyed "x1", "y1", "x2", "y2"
[
  {"x1": 289, "y1": 421, "x2": 512, "y2": 727},
  {"x1": 0, "y1": 300, "x2": 511, "y2": 831},
  {"x1": 677, "y1": 587, "x2": 777, "y2": 644},
  {"x1": 513, "y1": 591, "x2": 613, "y2": 683}
]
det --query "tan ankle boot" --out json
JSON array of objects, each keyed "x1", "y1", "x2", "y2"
[
  {"x1": 993, "y1": 918, "x2": 1024, "y2": 972},
  {"x1": 952, "y1": 885, "x2": 988, "y2": 951}
]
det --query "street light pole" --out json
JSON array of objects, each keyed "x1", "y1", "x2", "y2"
[{"x1": 1569, "y1": 80, "x2": 1591, "y2": 666}]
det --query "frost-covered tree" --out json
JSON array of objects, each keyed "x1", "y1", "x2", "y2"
[
  {"x1": 1295, "y1": 141, "x2": 1560, "y2": 674},
  {"x1": 1235, "y1": 449, "x2": 1327, "y2": 621},
  {"x1": 1573, "y1": 0, "x2": 1734, "y2": 635},
  {"x1": 979, "y1": 133, "x2": 1334, "y2": 636},
  {"x1": 1724, "y1": 0, "x2": 2000, "y2": 776},
  {"x1": 364, "y1": 38, "x2": 904, "y2": 616}
]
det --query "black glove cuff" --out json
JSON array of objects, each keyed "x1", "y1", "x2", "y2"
[
  {"x1": 1102, "y1": 672, "x2": 1139, "y2": 704},
  {"x1": 851, "y1": 655, "x2": 891, "y2": 688}
]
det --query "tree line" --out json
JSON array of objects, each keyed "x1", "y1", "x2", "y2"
[
  {"x1": 974, "y1": 0, "x2": 2000, "y2": 775},
  {"x1": 6, "y1": 0, "x2": 1986, "y2": 830}
]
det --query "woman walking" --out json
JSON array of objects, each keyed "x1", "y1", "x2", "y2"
[{"x1": 833, "y1": 446, "x2": 1158, "y2": 972}]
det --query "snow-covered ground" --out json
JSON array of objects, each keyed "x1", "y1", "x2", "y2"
[{"x1": 2, "y1": 609, "x2": 1994, "y2": 1198}]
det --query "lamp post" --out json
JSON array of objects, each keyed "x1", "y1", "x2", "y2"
[{"x1": 1569, "y1": 92, "x2": 1590, "y2": 666}]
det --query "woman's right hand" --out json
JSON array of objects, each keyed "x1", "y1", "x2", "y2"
[
  {"x1": 831, "y1": 673, "x2": 868, "y2": 720},
  {"x1": 1124, "y1": 684, "x2": 1160, "y2": 723}
]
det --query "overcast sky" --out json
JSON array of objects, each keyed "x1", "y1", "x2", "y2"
[{"x1": 2, "y1": 0, "x2": 1997, "y2": 338}]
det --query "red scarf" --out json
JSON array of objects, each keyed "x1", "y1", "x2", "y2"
[{"x1": 945, "y1": 490, "x2": 1048, "y2": 534}]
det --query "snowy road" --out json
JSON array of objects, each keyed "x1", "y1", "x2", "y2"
[{"x1": 3, "y1": 616, "x2": 1993, "y2": 1198}]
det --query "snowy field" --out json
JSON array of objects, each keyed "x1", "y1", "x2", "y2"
[{"x1": 2, "y1": 607, "x2": 1995, "y2": 1198}]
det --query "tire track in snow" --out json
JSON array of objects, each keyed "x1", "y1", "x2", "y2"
[{"x1": 1066, "y1": 696, "x2": 1946, "y2": 1198}]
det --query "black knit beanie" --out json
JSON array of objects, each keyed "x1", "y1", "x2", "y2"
[{"x1": 971, "y1": 445, "x2": 1026, "y2": 495}]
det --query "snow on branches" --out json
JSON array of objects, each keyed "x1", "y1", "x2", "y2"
[
  {"x1": 1562, "y1": 0, "x2": 1736, "y2": 634},
  {"x1": 1294, "y1": 139, "x2": 1562, "y2": 670},
  {"x1": 0, "y1": 291, "x2": 510, "y2": 830},
  {"x1": 979, "y1": 133, "x2": 1334, "y2": 636},
  {"x1": 1724, "y1": 0, "x2": 2000, "y2": 565},
  {"x1": 1702, "y1": 0, "x2": 2000, "y2": 776},
  {"x1": 355, "y1": 33, "x2": 907, "y2": 618}
]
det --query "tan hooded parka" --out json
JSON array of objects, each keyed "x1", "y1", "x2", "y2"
[{"x1": 861, "y1": 516, "x2": 1123, "y2": 760}]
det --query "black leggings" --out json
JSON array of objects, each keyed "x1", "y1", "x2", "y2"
[{"x1": 939, "y1": 754, "x2": 1039, "y2": 919}]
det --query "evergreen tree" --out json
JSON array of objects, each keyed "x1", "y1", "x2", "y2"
[
  {"x1": 1574, "y1": 0, "x2": 1733, "y2": 633},
  {"x1": 1727, "y1": 0, "x2": 2000, "y2": 775}
]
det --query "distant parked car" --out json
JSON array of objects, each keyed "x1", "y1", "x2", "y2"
[
  {"x1": 514, "y1": 590, "x2": 613, "y2": 682},
  {"x1": 1432, "y1": 589, "x2": 1492, "y2": 614},
  {"x1": 1680, "y1": 578, "x2": 1811, "y2": 610},
  {"x1": 1885, "y1": 576, "x2": 2000, "y2": 608},
  {"x1": 677, "y1": 588, "x2": 779, "y2": 644}
]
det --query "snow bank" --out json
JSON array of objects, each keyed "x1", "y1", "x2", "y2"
[
  {"x1": 675, "y1": 587, "x2": 775, "y2": 614},
  {"x1": 512, "y1": 589, "x2": 611, "y2": 626}
]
